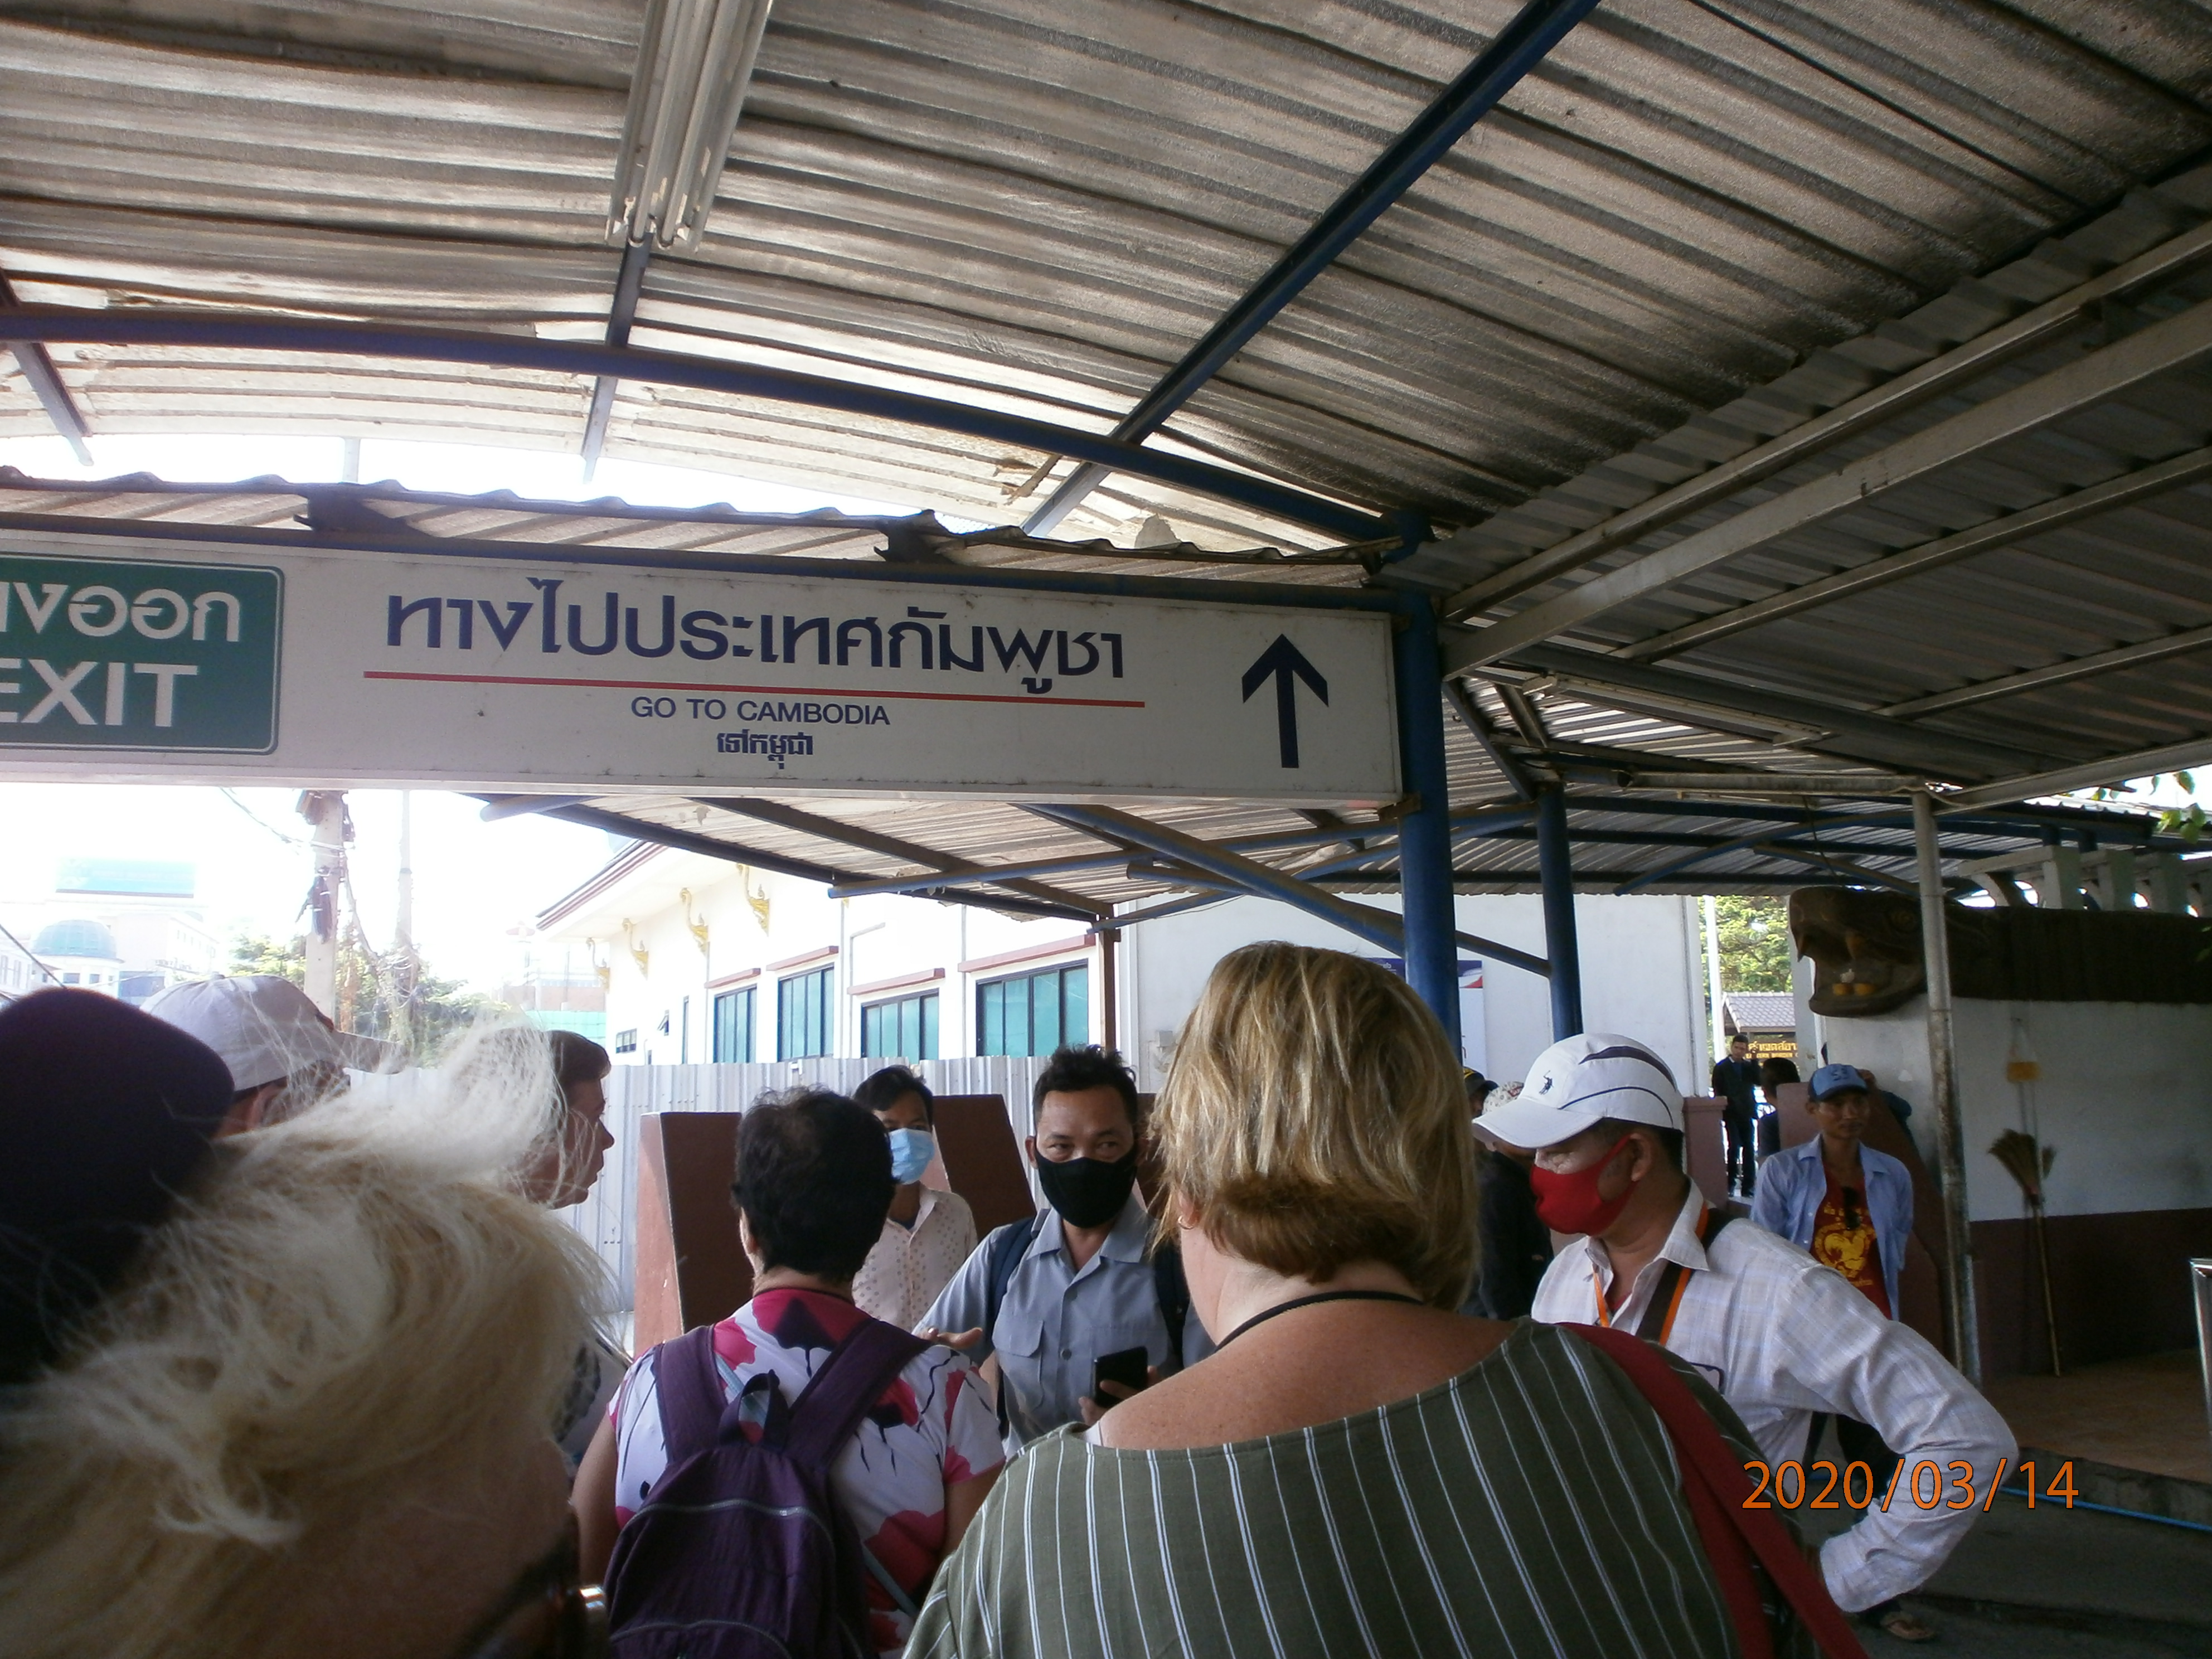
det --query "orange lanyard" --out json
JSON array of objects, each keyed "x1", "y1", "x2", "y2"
[{"x1": 1593, "y1": 1202, "x2": 1706, "y2": 1344}]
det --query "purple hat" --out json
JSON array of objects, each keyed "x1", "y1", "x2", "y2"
[{"x1": 0, "y1": 988, "x2": 234, "y2": 1385}]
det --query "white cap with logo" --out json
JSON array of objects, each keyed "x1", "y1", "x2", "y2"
[
  {"x1": 141, "y1": 974, "x2": 397, "y2": 1093},
  {"x1": 1473, "y1": 1031, "x2": 1684, "y2": 1151}
]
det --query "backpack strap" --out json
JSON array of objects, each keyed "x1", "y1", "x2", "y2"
[
  {"x1": 1563, "y1": 1324, "x2": 1869, "y2": 1659},
  {"x1": 981, "y1": 1212, "x2": 1049, "y2": 1437},
  {"x1": 981, "y1": 1211, "x2": 1049, "y2": 1343},
  {"x1": 1633, "y1": 1205, "x2": 1736, "y2": 1345},
  {"x1": 783, "y1": 1318, "x2": 930, "y2": 1473},
  {"x1": 1152, "y1": 1241, "x2": 1190, "y2": 1372},
  {"x1": 648, "y1": 1326, "x2": 729, "y2": 1468}
]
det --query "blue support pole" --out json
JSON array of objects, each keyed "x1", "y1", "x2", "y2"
[
  {"x1": 1393, "y1": 600, "x2": 1462, "y2": 1058},
  {"x1": 1535, "y1": 785, "x2": 1584, "y2": 1040}
]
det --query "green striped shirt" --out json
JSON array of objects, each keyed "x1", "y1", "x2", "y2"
[{"x1": 910, "y1": 1320, "x2": 1786, "y2": 1659}]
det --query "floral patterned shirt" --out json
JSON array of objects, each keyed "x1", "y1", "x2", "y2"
[{"x1": 611, "y1": 1288, "x2": 1006, "y2": 1656}]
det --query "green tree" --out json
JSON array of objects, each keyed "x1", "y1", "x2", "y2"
[
  {"x1": 230, "y1": 933, "x2": 305, "y2": 983},
  {"x1": 1713, "y1": 895, "x2": 1792, "y2": 993},
  {"x1": 226, "y1": 930, "x2": 506, "y2": 1063}
]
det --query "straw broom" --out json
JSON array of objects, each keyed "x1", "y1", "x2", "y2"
[{"x1": 1990, "y1": 1129, "x2": 2061, "y2": 1376}]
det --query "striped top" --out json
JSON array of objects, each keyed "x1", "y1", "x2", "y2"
[{"x1": 909, "y1": 1320, "x2": 1795, "y2": 1659}]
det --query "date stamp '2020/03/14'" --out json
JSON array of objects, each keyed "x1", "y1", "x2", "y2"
[{"x1": 1740, "y1": 1458, "x2": 2077, "y2": 1512}]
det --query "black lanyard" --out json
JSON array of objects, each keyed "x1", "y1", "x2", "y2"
[{"x1": 1214, "y1": 1288, "x2": 1425, "y2": 1350}]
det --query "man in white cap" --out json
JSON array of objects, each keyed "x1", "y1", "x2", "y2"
[
  {"x1": 1481, "y1": 1031, "x2": 2012, "y2": 1644},
  {"x1": 143, "y1": 974, "x2": 397, "y2": 1136}
]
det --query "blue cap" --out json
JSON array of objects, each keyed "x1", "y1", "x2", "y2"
[{"x1": 1810, "y1": 1063, "x2": 1869, "y2": 1100}]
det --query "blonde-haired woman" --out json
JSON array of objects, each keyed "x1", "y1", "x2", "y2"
[
  {"x1": 0, "y1": 992, "x2": 608, "y2": 1659},
  {"x1": 909, "y1": 943, "x2": 1784, "y2": 1659}
]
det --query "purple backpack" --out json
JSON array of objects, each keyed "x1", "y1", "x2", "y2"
[{"x1": 604, "y1": 1318, "x2": 928, "y2": 1658}]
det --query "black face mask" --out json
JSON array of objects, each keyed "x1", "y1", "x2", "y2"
[{"x1": 1034, "y1": 1147, "x2": 1140, "y2": 1229}]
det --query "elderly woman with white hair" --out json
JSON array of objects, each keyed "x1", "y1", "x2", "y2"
[
  {"x1": 0, "y1": 988, "x2": 609, "y2": 1659},
  {"x1": 910, "y1": 942, "x2": 1826, "y2": 1659}
]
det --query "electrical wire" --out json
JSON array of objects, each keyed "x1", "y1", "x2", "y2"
[
  {"x1": 220, "y1": 788, "x2": 308, "y2": 847},
  {"x1": 0, "y1": 918, "x2": 60, "y2": 986}
]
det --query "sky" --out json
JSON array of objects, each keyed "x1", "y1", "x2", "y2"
[
  {"x1": 0, "y1": 781, "x2": 617, "y2": 991},
  {"x1": 0, "y1": 429, "x2": 2203, "y2": 991}
]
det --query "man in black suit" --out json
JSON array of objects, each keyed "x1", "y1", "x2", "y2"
[{"x1": 1711, "y1": 1033, "x2": 1763, "y2": 1197}]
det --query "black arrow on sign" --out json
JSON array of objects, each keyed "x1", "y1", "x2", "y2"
[{"x1": 1241, "y1": 634, "x2": 1329, "y2": 768}]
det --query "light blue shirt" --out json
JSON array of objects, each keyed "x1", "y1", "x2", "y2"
[
  {"x1": 1750, "y1": 1138, "x2": 1914, "y2": 1317},
  {"x1": 918, "y1": 1191, "x2": 1212, "y2": 1444}
]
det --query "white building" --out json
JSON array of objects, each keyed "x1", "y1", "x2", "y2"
[
  {"x1": 533, "y1": 845, "x2": 1713, "y2": 1090},
  {"x1": 6, "y1": 860, "x2": 222, "y2": 1005}
]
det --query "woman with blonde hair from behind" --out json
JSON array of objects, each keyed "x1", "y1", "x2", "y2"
[
  {"x1": 0, "y1": 989, "x2": 610, "y2": 1659},
  {"x1": 909, "y1": 942, "x2": 1803, "y2": 1659}
]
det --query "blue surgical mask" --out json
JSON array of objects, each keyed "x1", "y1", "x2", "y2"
[{"x1": 887, "y1": 1127, "x2": 935, "y2": 1185}]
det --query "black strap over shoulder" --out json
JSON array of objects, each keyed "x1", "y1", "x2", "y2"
[
  {"x1": 1152, "y1": 1240, "x2": 1189, "y2": 1372},
  {"x1": 1633, "y1": 1206, "x2": 1735, "y2": 1344}
]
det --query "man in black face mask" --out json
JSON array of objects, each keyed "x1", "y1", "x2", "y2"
[{"x1": 916, "y1": 1045, "x2": 1211, "y2": 1445}]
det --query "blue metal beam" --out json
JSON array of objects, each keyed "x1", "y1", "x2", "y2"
[
  {"x1": 581, "y1": 238, "x2": 653, "y2": 479},
  {"x1": 1, "y1": 274, "x2": 94, "y2": 466},
  {"x1": 1030, "y1": 801, "x2": 1550, "y2": 977},
  {"x1": 1393, "y1": 603, "x2": 1464, "y2": 1051},
  {"x1": 0, "y1": 307, "x2": 1389, "y2": 542},
  {"x1": 1611, "y1": 813, "x2": 1927, "y2": 894},
  {"x1": 516, "y1": 800, "x2": 1096, "y2": 923},
  {"x1": 1535, "y1": 786, "x2": 1583, "y2": 1039},
  {"x1": 1022, "y1": 0, "x2": 1603, "y2": 535}
]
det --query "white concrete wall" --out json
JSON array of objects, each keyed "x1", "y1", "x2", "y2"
[
  {"x1": 1810, "y1": 996, "x2": 2212, "y2": 1221},
  {"x1": 1120, "y1": 892, "x2": 1707, "y2": 1093}
]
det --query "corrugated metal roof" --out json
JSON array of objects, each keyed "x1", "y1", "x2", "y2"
[
  {"x1": 7, "y1": 1, "x2": 2210, "y2": 546},
  {"x1": 3, "y1": 0, "x2": 2210, "y2": 900}
]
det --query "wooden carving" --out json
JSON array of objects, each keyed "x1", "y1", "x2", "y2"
[{"x1": 1788, "y1": 887, "x2": 1926, "y2": 1017}]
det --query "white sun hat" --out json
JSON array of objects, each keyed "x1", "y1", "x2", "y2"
[
  {"x1": 142, "y1": 974, "x2": 397, "y2": 1093},
  {"x1": 1473, "y1": 1032, "x2": 1683, "y2": 1151}
]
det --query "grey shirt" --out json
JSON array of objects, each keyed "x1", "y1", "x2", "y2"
[{"x1": 918, "y1": 1191, "x2": 1213, "y2": 1444}]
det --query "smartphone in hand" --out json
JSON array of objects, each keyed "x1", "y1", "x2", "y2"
[{"x1": 1092, "y1": 1345, "x2": 1149, "y2": 1402}]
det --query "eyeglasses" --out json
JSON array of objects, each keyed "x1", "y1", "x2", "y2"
[{"x1": 450, "y1": 1516, "x2": 609, "y2": 1659}]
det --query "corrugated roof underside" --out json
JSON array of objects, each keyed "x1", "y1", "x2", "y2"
[{"x1": 6, "y1": 0, "x2": 2211, "y2": 549}]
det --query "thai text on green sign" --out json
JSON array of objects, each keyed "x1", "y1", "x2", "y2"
[{"x1": 0, "y1": 552, "x2": 282, "y2": 751}]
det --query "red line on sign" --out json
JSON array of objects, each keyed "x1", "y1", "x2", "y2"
[{"x1": 361, "y1": 670, "x2": 1146, "y2": 709}]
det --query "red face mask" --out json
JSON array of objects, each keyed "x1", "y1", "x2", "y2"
[{"x1": 1528, "y1": 1134, "x2": 1637, "y2": 1236}]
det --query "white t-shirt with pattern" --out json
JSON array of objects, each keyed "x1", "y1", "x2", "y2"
[{"x1": 852, "y1": 1187, "x2": 977, "y2": 1331}]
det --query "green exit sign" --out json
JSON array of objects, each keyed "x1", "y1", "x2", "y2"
[{"x1": 0, "y1": 551, "x2": 282, "y2": 752}]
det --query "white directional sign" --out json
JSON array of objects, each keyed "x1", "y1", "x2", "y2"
[{"x1": 0, "y1": 532, "x2": 1402, "y2": 804}]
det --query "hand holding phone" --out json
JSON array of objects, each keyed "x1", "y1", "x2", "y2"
[{"x1": 1092, "y1": 1345, "x2": 1150, "y2": 1403}]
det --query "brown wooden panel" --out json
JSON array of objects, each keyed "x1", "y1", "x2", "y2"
[
  {"x1": 632, "y1": 1112, "x2": 751, "y2": 1351},
  {"x1": 1976, "y1": 1205, "x2": 2212, "y2": 1377},
  {"x1": 1682, "y1": 1095, "x2": 1728, "y2": 1209},
  {"x1": 933, "y1": 1094, "x2": 1034, "y2": 1237}
]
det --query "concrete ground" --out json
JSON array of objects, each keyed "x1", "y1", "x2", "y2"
[{"x1": 1802, "y1": 1490, "x2": 2212, "y2": 1657}]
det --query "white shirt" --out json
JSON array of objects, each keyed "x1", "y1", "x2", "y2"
[
  {"x1": 1530, "y1": 1183, "x2": 2016, "y2": 1613},
  {"x1": 852, "y1": 1186, "x2": 977, "y2": 1331}
]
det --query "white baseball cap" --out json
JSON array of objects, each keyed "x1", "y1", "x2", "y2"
[
  {"x1": 1473, "y1": 1032, "x2": 1683, "y2": 1151},
  {"x1": 141, "y1": 975, "x2": 397, "y2": 1093}
]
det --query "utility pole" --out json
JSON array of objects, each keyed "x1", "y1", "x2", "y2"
[
  {"x1": 1702, "y1": 894, "x2": 1727, "y2": 1074},
  {"x1": 1914, "y1": 786, "x2": 1982, "y2": 1384},
  {"x1": 394, "y1": 791, "x2": 415, "y2": 960},
  {"x1": 297, "y1": 790, "x2": 348, "y2": 1018}
]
